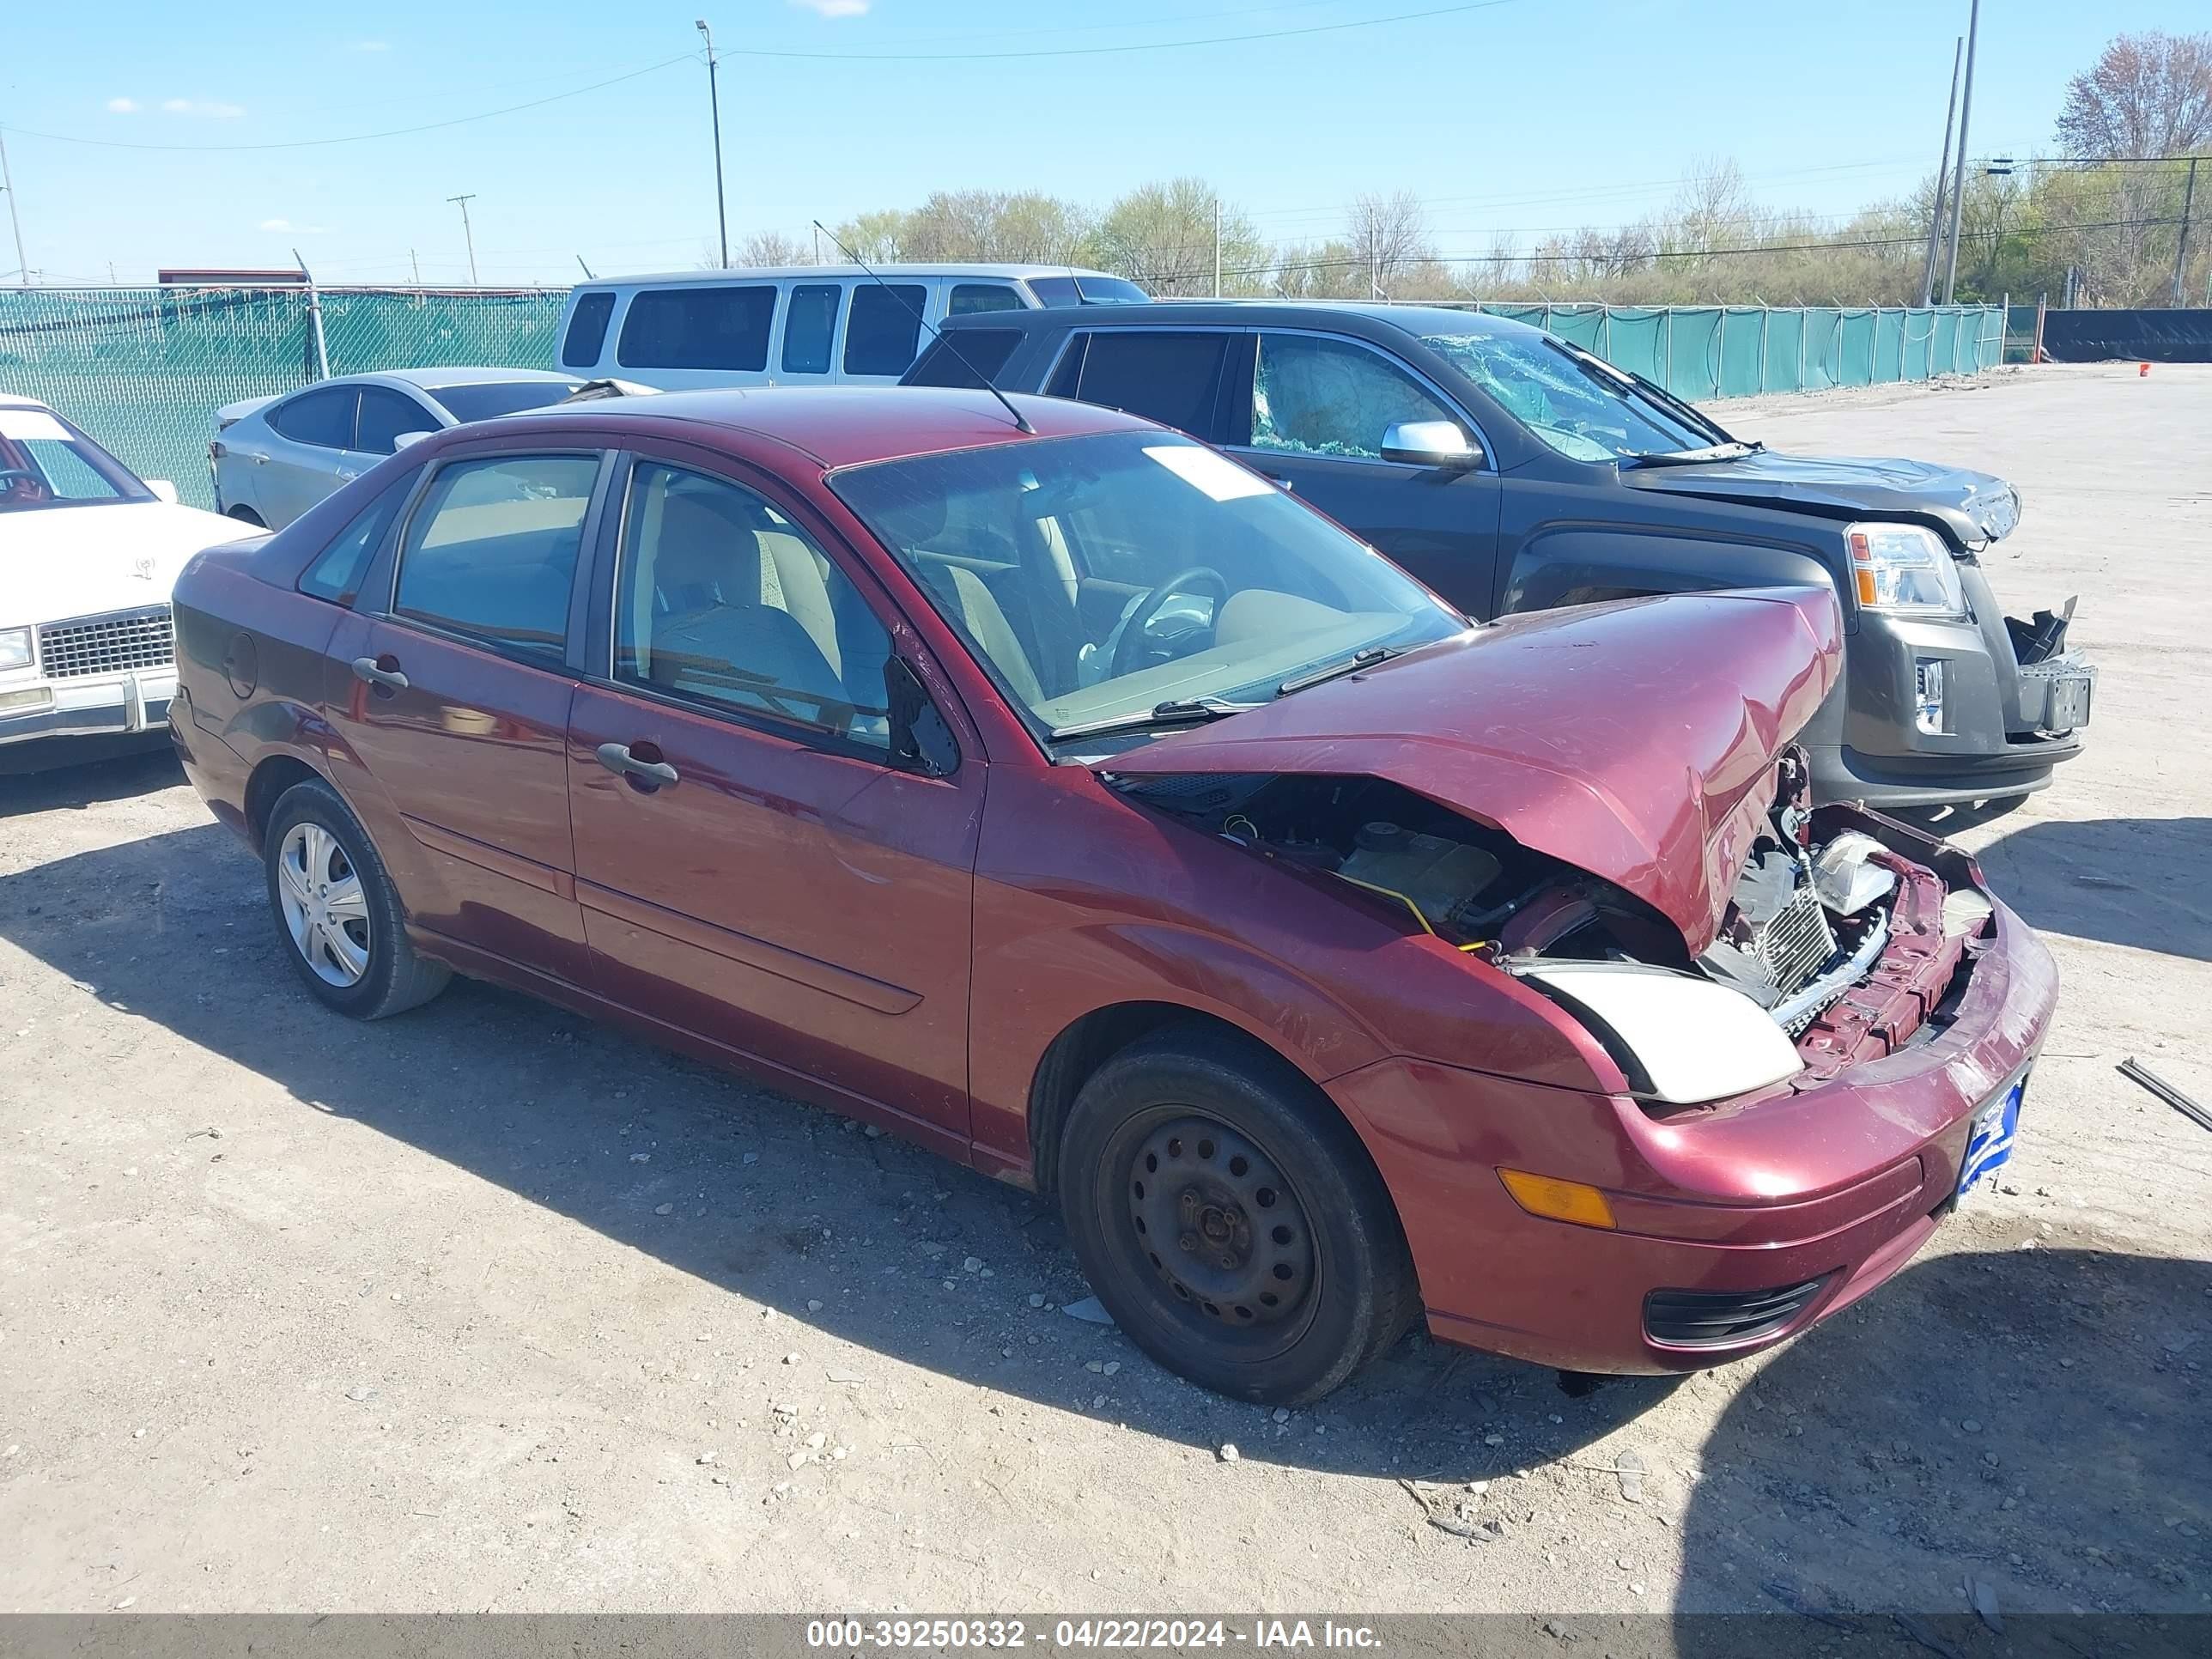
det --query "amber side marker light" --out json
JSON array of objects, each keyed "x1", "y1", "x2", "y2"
[
  {"x1": 1847, "y1": 530, "x2": 1881, "y2": 606},
  {"x1": 1498, "y1": 1169, "x2": 1617, "y2": 1230}
]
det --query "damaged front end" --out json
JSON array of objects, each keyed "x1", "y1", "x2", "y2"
[{"x1": 1109, "y1": 750, "x2": 1999, "y2": 1108}]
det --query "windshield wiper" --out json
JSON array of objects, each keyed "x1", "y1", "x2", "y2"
[
  {"x1": 1048, "y1": 696, "x2": 1261, "y2": 742},
  {"x1": 1621, "y1": 441, "x2": 1763, "y2": 468},
  {"x1": 1278, "y1": 644, "x2": 1402, "y2": 696}
]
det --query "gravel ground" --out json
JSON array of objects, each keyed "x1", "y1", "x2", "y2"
[{"x1": 0, "y1": 363, "x2": 2206, "y2": 1625}]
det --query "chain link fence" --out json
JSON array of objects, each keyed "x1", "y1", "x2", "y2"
[
  {"x1": 0, "y1": 285, "x2": 567, "y2": 508},
  {"x1": 1, "y1": 285, "x2": 2002, "y2": 510}
]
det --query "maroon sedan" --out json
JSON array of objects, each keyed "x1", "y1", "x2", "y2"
[{"x1": 166, "y1": 386, "x2": 2055, "y2": 1403}]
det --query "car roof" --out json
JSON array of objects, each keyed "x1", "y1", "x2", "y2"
[
  {"x1": 939, "y1": 300, "x2": 1541, "y2": 340},
  {"x1": 576, "y1": 264, "x2": 1122, "y2": 288},
  {"x1": 0, "y1": 392, "x2": 55, "y2": 411},
  {"x1": 499, "y1": 385, "x2": 1157, "y2": 470},
  {"x1": 345, "y1": 366, "x2": 580, "y2": 392}
]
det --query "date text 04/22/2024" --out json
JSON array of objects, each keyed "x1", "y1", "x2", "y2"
[{"x1": 804, "y1": 1620, "x2": 1383, "y2": 1650}]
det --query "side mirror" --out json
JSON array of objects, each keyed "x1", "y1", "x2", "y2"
[
  {"x1": 145, "y1": 479, "x2": 179, "y2": 503},
  {"x1": 1380, "y1": 421, "x2": 1482, "y2": 470},
  {"x1": 393, "y1": 430, "x2": 434, "y2": 450},
  {"x1": 884, "y1": 656, "x2": 960, "y2": 777}
]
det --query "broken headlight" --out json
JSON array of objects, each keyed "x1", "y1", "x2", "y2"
[{"x1": 1847, "y1": 522, "x2": 1966, "y2": 617}]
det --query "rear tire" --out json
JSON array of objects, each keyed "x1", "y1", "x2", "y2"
[
  {"x1": 1057, "y1": 1026, "x2": 1418, "y2": 1405},
  {"x1": 264, "y1": 779, "x2": 449, "y2": 1020}
]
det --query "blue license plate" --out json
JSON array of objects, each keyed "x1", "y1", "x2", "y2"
[{"x1": 1958, "y1": 1072, "x2": 2027, "y2": 1198}]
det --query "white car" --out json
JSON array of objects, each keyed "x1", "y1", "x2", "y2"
[{"x1": 2, "y1": 393, "x2": 254, "y2": 749}]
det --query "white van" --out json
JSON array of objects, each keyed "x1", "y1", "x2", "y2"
[{"x1": 553, "y1": 264, "x2": 1148, "y2": 390}]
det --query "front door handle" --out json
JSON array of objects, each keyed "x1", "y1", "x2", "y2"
[
  {"x1": 335, "y1": 468, "x2": 359, "y2": 483},
  {"x1": 596, "y1": 741, "x2": 679, "y2": 788},
  {"x1": 350, "y1": 655, "x2": 409, "y2": 693}
]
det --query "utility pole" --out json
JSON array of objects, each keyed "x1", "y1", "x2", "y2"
[
  {"x1": 1942, "y1": 0, "x2": 1979, "y2": 306},
  {"x1": 0, "y1": 124, "x2": 27, "y2": 286},
  {"x1": 2175, "y1": 155, "x2": 2199, "y2": 307},
  {"x1": 447, "y1": 195, "x2": 478, "y2": 285},
  {"x1": 410, "y1": 248, "x2": 421, "y2": 286},
  {"x1": 696, "y1": 19, "x2": 729, "y2": 268},
  {"x1": 1918, "y1": 35, "x2": 1964, "y2": 307},
  {"x1": 1213, "y1": 193, "x2": 1223, "y2": 298}
]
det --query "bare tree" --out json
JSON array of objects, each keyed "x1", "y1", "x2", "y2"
[
  {"x1": 736, "y1": 230, "x2": 814, "y2": 266},
  {"x1": 831, "y1": 210, "x2": 912, "y2": 263},
  {"x1": 2056, "y1": 30, "x2": 2212, "y2": 159},
  {"x1": 1091, "y1": 179, "x2": 1266, "y2": 295},
  {"x1": 1346, "y1": 191, "x2": 1435, "y2": 295}
]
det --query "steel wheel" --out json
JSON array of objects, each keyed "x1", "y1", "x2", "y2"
[
  {"x1": 276, "y1": 821, "x2": 370, "y2": 987},
  {"x1": 1128, "y1": 1115, "x2": 1316, "y2": 1330}
]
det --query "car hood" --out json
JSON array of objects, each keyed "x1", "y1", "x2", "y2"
[
  {"x1": 1620, "y1": 450, "x2": 2021, "y2": 545},
  {"x1": 1100, "y1": 588, "x2": 1842, "y2": 955},
  {"x1": 0, "y1": 501, "x2": 255, "y2": 626}
]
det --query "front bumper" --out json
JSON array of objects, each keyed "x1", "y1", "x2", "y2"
[
  {"x1": 1802, "y1": 592, "x2": 2094, "y2": 808},
  {"x1": 1331, "y1": 831, "x2": 2058, "y2": 1375},
  {"x1": 0, "y1": 670, "x2": 175, "y2": 746}
]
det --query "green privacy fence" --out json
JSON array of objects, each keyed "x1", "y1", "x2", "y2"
[
  {"x1": 1, "y1": 285, "x2": 2003, "y2": 511},
  {"x1": 0, "y1": 285, "x2": 567, "y2": 509},
  {"x1": 1446, "y1": 302, "x2": 2005, "y2": 400}
]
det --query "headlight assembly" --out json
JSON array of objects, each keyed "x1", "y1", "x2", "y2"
[
  {"x1": 1846, "y1": 522, "x2": 1966, "y2": 617},
  {"x1": 0, "y1": 627, "x2": 33, "y2": 672},
  {"x1": 1516, "y1": 963, "x2": 1805, "y2": 1105}
]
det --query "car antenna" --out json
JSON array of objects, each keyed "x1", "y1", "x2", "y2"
[{"x1": 811, "y1": 221, "x2": 1033, "y2": 434}]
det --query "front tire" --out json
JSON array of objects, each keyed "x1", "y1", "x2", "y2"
[
  {"x1": 264, "y1": 779, "x2": 449, "y2": 1019},
  {"x1": 226, "y1": 504, "x2": 266, "y2": 527},
  {"x1": 1057, "y1": 1027, "x2": 1419, "y2": 1405}
]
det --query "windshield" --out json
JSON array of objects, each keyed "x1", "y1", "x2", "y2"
[
  {"x1": 0, "y1": 405, "x2": 149, "y2": 513},
  {"x1": 429, "y1": 380, "x2": 584, "y2": 424},
  {"x1": 1422, "y1": 332, "x2": 1715, "y2": 462},
  {"x1": 1026, "y1": 274, "x2": 1150, "y2": 307},
  {"x1": 830, "y1": 431, "x2": 1462, "y2": 743}
]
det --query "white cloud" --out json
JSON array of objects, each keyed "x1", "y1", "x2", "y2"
[
  {"x1": 161, "y1": 98, "x2": 246, "y2": 119},
  {"x1": 259, "y1": 219, "x2": 292, "y2": 232},
  {"x1": 106, "y1": 97, "x2": 140, "y2": 114},
  {"x1": 789, "y1": 0, "x2": 870, "y2": 16},
  {"x1": 348, "y1": 40, "x2": 390, "y2": 52},
  {"x1": 259, "y1": 218, "x2": 331, "y2": 235}
]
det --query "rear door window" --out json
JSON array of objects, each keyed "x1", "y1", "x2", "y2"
[
  {"x1": 842, "y1": 283, "x2": 928, "y2": 377},
  {"x1": 561, "y1": 291, "x2": 617, "y2": 368},
  {"x1": 617, "y1": 286, "x2": 777, "y2": 372},
  {"x1": 392, "y1": 453, "x2": 600, "y2": 663},
  {"x1": 781, "y1": 283, "x2": 843, "y2": 375},
  {"x1": 949, "y1": 283, "x2": 1024, "y2": 316},
  {"x1": 269, "y1": 386, "x2": 359, "y2": 450},
  {"x1": 1069, "y1": 331, "x2": 1235, "y2": 438}
]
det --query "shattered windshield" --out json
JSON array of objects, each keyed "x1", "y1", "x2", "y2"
[
  {"x1": 830, "y1": 431, "x2": 1462, "y2": 743},
  {"x1": 1423, "y1": 332, "x2": 1711, "y2": 462}
]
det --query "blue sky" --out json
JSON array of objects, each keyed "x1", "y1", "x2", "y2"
[{"x1": 2, "y1": 0, "x2": 2203, "y2": 286}]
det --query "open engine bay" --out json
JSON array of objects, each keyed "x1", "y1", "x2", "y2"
[{"x1": 1112, "y1": 754, "x2": 2001, "y2": 1105}]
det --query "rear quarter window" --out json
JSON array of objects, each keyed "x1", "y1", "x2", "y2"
[
  {"x1": 904, "y1": 331, "x2": 1022, "y2": 388},
  {"x1": 561, "y1": 291, "x2": 617, "y2": 368},
  {"x1": 617, "y1": 286, "x2": 777, "y2": 372}
]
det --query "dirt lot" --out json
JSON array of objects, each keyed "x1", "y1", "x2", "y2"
[{"x1": 1, "y1": 363, "x2": 2207, "y2": 1625}]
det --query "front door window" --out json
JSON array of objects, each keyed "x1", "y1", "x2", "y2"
[{"x1": 1248, "y1": 333, "x2": 1456, "y2": 460}]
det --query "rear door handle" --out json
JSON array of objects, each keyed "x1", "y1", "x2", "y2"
[
  {"x1": 350, "y1": 655, "x2": 409, "y2": 692},
  {"x1": 1268, "y1": 476, "x2": 1294, "y2": 491},
  {"x1": 595, "y1": 741, "x2": 679, "y2": 788}
]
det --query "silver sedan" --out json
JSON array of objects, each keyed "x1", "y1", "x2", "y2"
[{"x1": 210, "y1": 367, "x2": 582, "y2": 529}]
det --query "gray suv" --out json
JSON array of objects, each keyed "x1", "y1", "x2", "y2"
[{"x1": 906, "y1": 302, "x2": 2092, "y2": 809}]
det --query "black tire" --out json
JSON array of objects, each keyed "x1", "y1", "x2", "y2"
[
  {"x1": 1058, "y1": 1026, "x2": 1419, "y2": 1406},
  {"x1": 226, "y1": 505, "x2": 266, "y2": 527},
  {"x1": 263, "y1": 779, "x2": 450, "y2": 1020}
]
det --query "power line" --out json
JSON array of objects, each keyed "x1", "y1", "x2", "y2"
[
  {"x1": 719, "y1": 0, "x2": 1522, "y2": 61},
  {"x1": 0, "y1": 53, "x2": 696, "y2": 153}
]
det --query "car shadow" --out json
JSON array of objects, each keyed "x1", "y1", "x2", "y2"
[
  {"x1": 1970, "y1": 816, "x2": 2212, "y2": 962},
  {"x1": 0, "y1": 736, "x2": 179, "y2": 815},
  {"x1": 1676, "y1": 1231, "x2": 2209, "y2": 1639},
  {"x1": 0, "y1": 822, "x2": 1678, "y2": 1481}
]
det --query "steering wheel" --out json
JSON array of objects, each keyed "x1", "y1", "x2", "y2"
[
  {"x1": 0, "y1": 469, "x2": 40, "y2": 494},
  {"x1": 1112, "y1": 566, "x2": 1230, "y2": 676}
]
